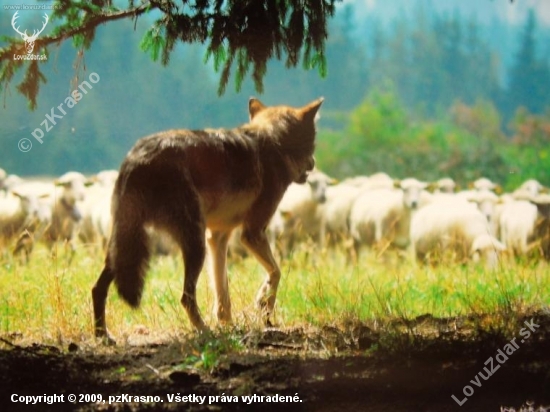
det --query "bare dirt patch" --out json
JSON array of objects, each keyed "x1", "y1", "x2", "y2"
[{"x1": 2, "y1": 313, "x2": 550, "y2": 411}]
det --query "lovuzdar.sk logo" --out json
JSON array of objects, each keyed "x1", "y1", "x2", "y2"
[{"x1": 11, "y1": 11, "x2": 48, "y2": 60}]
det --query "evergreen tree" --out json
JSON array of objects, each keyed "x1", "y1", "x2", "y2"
[
  {"x1": 321, "y1": 4, "x2": 368, "y2": 110},
  {"x1": 435, "y1": 13, "x2": 465, "y2": 107},
  {"x1": 1, "y1": 0, "x2": 338, "y2": 109},
  {"x1": 507, "y1": 9, "x2": 550, "y2": 117},
  {"x1": 463, "y1": 19, "x2": 501, "y2": 105}
]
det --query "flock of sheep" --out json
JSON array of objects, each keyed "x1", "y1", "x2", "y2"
[
  {"x1": 0, "y1": 168, "x2": 116, "y2": 261},
  {"x1": 248, "y1": 171, "x2": 550, "y2": 267},
  {"x1": 0, "y1": 166, "x2": 549, "y2": 267}
]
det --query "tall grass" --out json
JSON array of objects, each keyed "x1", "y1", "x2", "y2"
[{"x1": 0, "y1": 242, "x2": 548, "y2": 345}]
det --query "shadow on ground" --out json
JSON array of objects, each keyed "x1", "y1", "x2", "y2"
[{"x1": 1, "y1": 312, "x2": 550, "y2": 411}]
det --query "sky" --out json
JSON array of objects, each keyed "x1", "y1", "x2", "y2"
[{"x1": 349, "y1": 0, "x2": 550, "y2": 27}]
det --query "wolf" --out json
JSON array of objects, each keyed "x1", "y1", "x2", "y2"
[{"x1": 92, "y1": 97, "x2": 324, "y2": 341}]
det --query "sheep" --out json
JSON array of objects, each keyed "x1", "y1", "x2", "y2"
[
  {"x1": 275, "y1": 169, "x2": 335, "y2": 254},
  {"x1": 348, "y1": 177, "x2": 429, "y2": 258},
  {"x1": 512, "y1": 179, "x2": 548, "y2": 200},
  {"x1": 0, "y1": 190, "x2": 51, "y2": 240},
  {"x1": 420, "y1": 179, "x2": 459, "y2": 204},
  {"x1": 470, "y1": 190, "x2": 499, "y2": 231},
  {"x1": 433, "y1": 177, "x2": 457, "y2": 194},
  {"x1": 340, "y1": 172, "x2": 394, "y2": 190},
  {"x1": 318, "y1": 172, "x2": 395, "y2": 249},
  {"x1": 0, "y1": 189, "x2": 51, "y2": 261},
  {"x1": 339, "y1": 175, "x2": 371, "y2": 188},
  {"x1": 77, "y1": 170, "x2": 120, "y2": 248},
  {"x1": 499, "y1": 193, "x2": 550, "y2": 260},
  {"x1": 91, "y1": 194, "x2": 113, "y2": 245},
  {"x1": 11, "y1": 172, "x2": 92, "y2": 259},
  {"x1": 46, "y1": 172, "x2": 91, "y2": 245},
  {"x1": 2, "y1": 174, "x2": 24, "y2": 193},
  {"x1": 410, "y1": 200, "x2": 506, "y2": 267},
  {"x1": 78, "y1": 183, "x2": 114, "y2": 247},
  {"x1": 471, "y1": 177, "x2": 500, "y2": 192},
  {"x1": 499, "y1": 200, "x2": 538, "y2": 257},
  {"x1": 4, "y1": 180, "x2": 56, "y2": 257},
  {"x1": 92, "y1": 169, "x2": 119, "y2": 187},
  {"x1": 77, "y1": 171, "x2": 123, "y2": 246},
  {"x1": 447, "y1": 189, "x2": 501, "y2": 236},
  {"x1": 318, "y1": 182, "x2": 364, "y2": 247}
]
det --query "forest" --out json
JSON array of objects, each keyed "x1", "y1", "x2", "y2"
[{"x1": 1, "y1": 2, "x2": 549, "y2": 190}]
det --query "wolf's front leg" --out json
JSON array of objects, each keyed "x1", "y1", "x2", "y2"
[{"x1": 240, "y1": 228, "x2": 281, "y2": 326}]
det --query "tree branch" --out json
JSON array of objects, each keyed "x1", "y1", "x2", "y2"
[
  {"x1": 0, "y1": 3, "x2": 151, "y2": 62},
  {"x1": 1, "y1": 0, "x2": 337, "y2": 109}
]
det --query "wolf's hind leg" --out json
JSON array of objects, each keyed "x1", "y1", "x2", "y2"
[
  {"x1": 241, "y1": 228, "x2": 281, "y2": 326},
  {"x1": 160, "y1": 191, "x2": 208, "y2": 332},
  {"x1": 92, "y1": 264, "x2": 115, "y2": 343},
  {"x1": 179, "y1": 224, "x2": 207, "y2": 332},
  {"x1": 207, "y1": 230, "x2": 232, "y2": 323}
]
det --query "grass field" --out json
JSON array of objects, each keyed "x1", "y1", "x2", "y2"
[{"x1": 1, "y1": 241, "x2": 548, "y2": 348}]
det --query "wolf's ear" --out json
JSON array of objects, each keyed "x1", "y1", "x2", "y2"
[
  {"x1": 249, "y1": 98, "x2": 266, "y2": 120},
  {"x1": 300, "y1": 97, "x2": 324, "y2": 123}
]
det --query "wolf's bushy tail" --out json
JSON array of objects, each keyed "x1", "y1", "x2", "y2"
[{"x1": 109, "y1": 196, "x2": 150, "y2": 308}]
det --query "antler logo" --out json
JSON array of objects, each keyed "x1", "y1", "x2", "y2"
[{"x1": 11, "y1": 11, "x2": 49, "y2": 55}]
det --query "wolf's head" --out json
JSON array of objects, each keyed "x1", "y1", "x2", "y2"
[{"x1": 248, "y1": 97, "x2": 324, "y2": 184}]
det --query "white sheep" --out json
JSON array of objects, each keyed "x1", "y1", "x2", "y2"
[
  {"x1": 349, "y1": 177, "x2": 429, "y2": 257},
  {"x1": 434, "y1": 177, "x2": 457, "y2": 193},
  {"x1": 305, "y1": 175, "x2": 392, "y2": 262},
  {"x1": 471, "y1": 177, "x2": 500, "y2": 192},
  {"x1": 339, "y1": 175, "x2": 371, "y2": 188},
  {"x1": 93, "y1": 169, "x2": 119, "y2": 187},
  {"x1": 81, "y1": 170, "x2": 119, "y2": 247},
  {"x1": 499, "y1": 193, "x2": 550, "y2": 259},
  {"x1": 47, "y1": 172, "x2": 91, "y2": 244},
  {"x1": 0, "y1": 188, "x2": 51, "y2": 261},
  {"x1": 78, "y1": 183, "x2": 114, "y2": 247},
  {"x1": 0, "y1": 190, "x2": 51, "y2": 240},
  {"x1": 498, "y1": 200, "x2": 538, "y2": 257},
  {"x1": 318, "y1": 182, "x2": 364, "y2": 248},
  {"x1": 2, "y1": 174, "x2": 24, "y2": 192},
  {"x1": 512, "y1": 179, "x2": 548, "y2": 200},
  {"x1": 410, "y1": 200, "x2": 506, "y2": 267},
  {"x1": 10, "y1": 172, "x2": 92, "y2": 259},
  {"x1": 275, "y1": 169, "x2": 335, "y2": 253},
  {"x1": 340, "y1": 172, "x2": 394, "y2": 190},
  {"x1": 449, "y1": 189, "x2": 501, "y2": 236}
]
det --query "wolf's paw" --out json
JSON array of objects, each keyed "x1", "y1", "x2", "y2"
[
  {"x1": 255, "y1": 299, "x2": 275, "y2": 327},
  {"x1": 95, "y1": 329, "x2": 116, "y2": 346}
]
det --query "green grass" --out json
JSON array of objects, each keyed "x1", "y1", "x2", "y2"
[{"x1": 0, "y1": 242, "x2": 548, "y2": 346}]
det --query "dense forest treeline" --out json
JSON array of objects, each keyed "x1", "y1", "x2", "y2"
[{"x1": 0, "y1": 3, "x2": 549, "y2": 189}]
